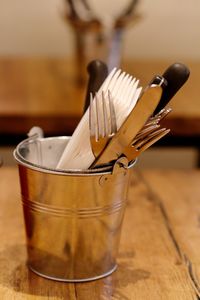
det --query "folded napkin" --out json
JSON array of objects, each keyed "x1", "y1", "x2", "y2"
[{"x1": 56, "y1": 68, "x2": 142, "y2": 170}]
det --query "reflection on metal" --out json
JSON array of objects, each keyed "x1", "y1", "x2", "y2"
[{"x1": 14, "y1": 136, "x2": 135, "y2": 282}]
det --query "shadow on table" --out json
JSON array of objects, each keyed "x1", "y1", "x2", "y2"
[{"x1": 0, "y1": 244, "x2": 150, "y2": 299}]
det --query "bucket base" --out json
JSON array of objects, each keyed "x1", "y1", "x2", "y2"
[{"x1": 28, "y1": 264, "x2": 118, "y2": 282}]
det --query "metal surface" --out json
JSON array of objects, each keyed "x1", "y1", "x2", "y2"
[
  {"x1": 123, "y1": 128, "x2": 170, "y2": 161},
  {"x1": 14, "y1": 136, "x2": 135, "y2": 282},
  {"x1": 131, "y1": 108, "x2": 172, "y2": 144},
  {"x1": 89, "y1": 91, "x2": 117, "y2": 158}
]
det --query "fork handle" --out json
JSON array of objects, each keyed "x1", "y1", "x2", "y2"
[{"x1": 83, "y1": 60, "x2": 108, "y2": 113}]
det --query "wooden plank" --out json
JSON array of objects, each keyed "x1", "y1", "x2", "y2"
[
  {"x1": 0, "y1": 58, "x2": 85, "y2": 115},
  {"x1": 0, "y1": 58, "x2": 200, "y2": 137},
  {"x1": 0, "y1": 115, "x2": 80, "y2": 135},
  {"x1": 140, "y1": 169, "x2": 200, "y2": 297},
  {"x1": 0, "y1": 167, "x2": 198, "y2": 299}
]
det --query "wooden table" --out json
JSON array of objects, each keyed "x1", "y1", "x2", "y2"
[
  {"x1": 0, "y1": 58, "x2": 199, "y2": 146},
  {"x1": 1, "y1": 166, "x2": 200, "y2": 299}
]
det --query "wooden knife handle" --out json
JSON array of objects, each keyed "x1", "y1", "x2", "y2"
[
  {"x1": 83, "y1": 60, "x2": 108, "y2": 113},
  {"x1": 154, "y1": 62, "x2": 190, "y2": 114}
]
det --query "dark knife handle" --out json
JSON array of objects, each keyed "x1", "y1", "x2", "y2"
[
  {"x1": 83, "y1": 60, "x2": 108, "y2": 113},
  {"x1": 154, "y1": 62, "x2": 190, "y2": 115}
]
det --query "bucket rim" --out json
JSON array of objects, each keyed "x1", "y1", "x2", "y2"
[{"x1": 13, "y1": 136, "x2": 136, "y2": 176}]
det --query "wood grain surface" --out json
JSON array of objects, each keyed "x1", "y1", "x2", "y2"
[
  {"x1": 0, "y1": 58, "x2": 199, "y2": 137},
  {"x1": 0, "y1": 166, "x2": 200, "y2": 299}
]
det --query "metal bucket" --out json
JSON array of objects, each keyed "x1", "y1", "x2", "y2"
[{"x1": 14, "y1": 136, "x2": 135, "y2": 282}]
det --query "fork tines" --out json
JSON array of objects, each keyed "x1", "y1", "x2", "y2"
[{"x1": 89, "y1": 90, "x2": 117, "y2": 158}]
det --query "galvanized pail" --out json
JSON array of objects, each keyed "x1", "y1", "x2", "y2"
[{"x1": 14, "y1": 136, "x2": 135, "y2": 282}]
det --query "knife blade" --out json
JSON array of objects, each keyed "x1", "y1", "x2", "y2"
[{"x1": 91, "y1": 83, "x2": 163, "y2": 167}]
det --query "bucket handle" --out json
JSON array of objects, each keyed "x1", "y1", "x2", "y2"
[
  {"x1": 27, "y1": 127, "x2": 44, "y2": 140},
  {"x1": 112, "y1": 156, "x2": 129, "y2": 175}
]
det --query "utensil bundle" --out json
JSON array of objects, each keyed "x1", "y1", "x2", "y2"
[{"x1": 56, "y1": 61, "x2": 190, "y2": 170}]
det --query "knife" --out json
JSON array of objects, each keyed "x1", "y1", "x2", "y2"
[
  {"x1": 153, "y1": 62, "x2": 190, "y2": 115},
  {"x1": 91, "y1": 82, "x2": 163, "y2": 167},
  {"x1": 83, "y1": 60, "x2": 108, "y2": 113}
]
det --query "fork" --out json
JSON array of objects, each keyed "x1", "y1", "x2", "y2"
[
  {"x1": 123, "y1": 127, "x2": 170, "y2": 161},
  {"x1": 133, "y1": 107, "x2": 172, "y2": 143},
  {"x1": 89, "y1": 90, "x2": 117, "y2": 158}
]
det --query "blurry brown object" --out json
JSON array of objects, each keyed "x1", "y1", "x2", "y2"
[{"x1": 63, "y1": 0, "x2": 141, "y2": 84}]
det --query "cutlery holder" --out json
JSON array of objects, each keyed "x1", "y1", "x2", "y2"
[{"x1": 14, "y1": 136, "x2": 135, "y2": 282}]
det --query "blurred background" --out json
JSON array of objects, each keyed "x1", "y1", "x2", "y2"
[
  {"x1": 0, "y1": 0, "x2": 199, "y2": 168},
  {"x1": 0, "y1": 0, "x2": 199, "y2": 59}
]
